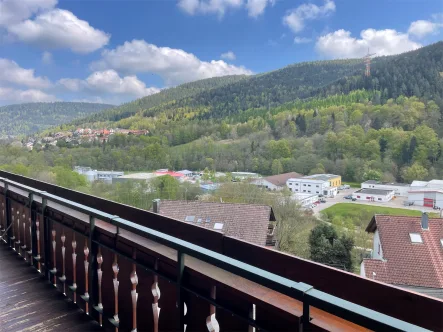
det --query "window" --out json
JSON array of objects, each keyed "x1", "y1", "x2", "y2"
[
  {"x1": 357, "y1": 196, "x2": 360, "y2": 198},
  {"x1": 214, "y1": 223, "x2": 224, "y2": 230},
  {"x1": 197, "y1": 218, "x2": 202, "y2": 223},
  {"x1": 308, "y1": 185, "x2": 311, "y2": 187},
  {"x1": 409, "y1": 233, "x2": 423, "y2": 243},
  {"x1": 440, "y1": 239, "x2": 443, "y2": 248},
  {"x1": 295, "y1": 183, "x2": 299, "y2": 185},
  {"x1": 303, "y1": 190, "x2": 306, "y2": 192},
  {"x1": 185, "y1": 216, "x2": 195, "y2": 222},
  {"x1": 303, "y1": 184, "x2": 306, "y2": 186},
  {"x1": 205, "y1": 217, "x2": 211, "y2": 223},
  {"x1": 295, "y1": 189, "x2": 298, "y2": 191},
  {"x1": 316, "y1": 185, "x2": 319, "y2": 188},
  {"x1": 316, "y1": 191, "x2": 319, "y2": 193}
]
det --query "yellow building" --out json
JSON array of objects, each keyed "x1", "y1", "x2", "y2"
[{"x1": 328, "y1": 175, "x2": 342, "y2": 187}]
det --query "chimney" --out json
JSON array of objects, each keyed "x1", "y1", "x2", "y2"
[
  {"x1": 421, "y1": 212, "x2": 429, "y2": 230},
  {"x1": 153, "y1": 199, "x2": 160, "y2": 213}
]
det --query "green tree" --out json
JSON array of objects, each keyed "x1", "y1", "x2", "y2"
[
  {"x1": 271, "y1": 159, "x2": 283, "y2": 175},
  {"x1": 401, "y1": 163, "x2": 429, "y2": 183},
  {"x1": 53, "y1": 167, "x2": 87, "y2": 189},
  {"x1": 309, "y1": 224, "x2": 354, "y2": 271}
]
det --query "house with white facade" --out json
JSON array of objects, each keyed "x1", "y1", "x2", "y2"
[
  {"x1": 352, "y1": 188, "x2": 395, "y2": 202},
  {"x1": 286, "y1": 174, "x2": 339, "y2": 197},
  {"x1": 361, "y1": 180, "x2": 410, "y2": 196}
]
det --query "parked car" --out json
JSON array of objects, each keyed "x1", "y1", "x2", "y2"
[
  {"x1": 318, "y1": 194, "x2": 324, "y2": 197},
  {"x1": 351, "y1": 198, "x2": 357, "y2": 201},
  {"x1": 310, "y1": 204, "x2": 317, "y2": 208},
  {"x1": 344, "y1": 195, "x2": 352, "y2": 199},
  {"x1": 320, "y1": 198, "x2": 326, "y2": 203},
  {"x1": 403, "y1": 201, "x2": 414, "y2": 206}
]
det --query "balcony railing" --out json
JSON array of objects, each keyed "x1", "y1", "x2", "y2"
[{"x1": 0, "y1": 172, "x2": 437, "y2": 331}]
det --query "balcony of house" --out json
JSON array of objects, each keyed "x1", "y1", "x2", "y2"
[{"x1": 0, "y1": 170, "x2": 441, "y2": 332}]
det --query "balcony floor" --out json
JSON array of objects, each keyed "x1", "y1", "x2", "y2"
[{"x1": 0, "y1": 243, "x2": 101, "y2": 332}]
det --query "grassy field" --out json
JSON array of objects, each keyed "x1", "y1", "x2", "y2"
[{"x1": 322, "y1": 203, "x2": 438, "y2": 220}]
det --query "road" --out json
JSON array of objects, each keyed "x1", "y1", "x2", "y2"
[{"x1": 312, "y1": 188, "x2": 441, "y2": 216}]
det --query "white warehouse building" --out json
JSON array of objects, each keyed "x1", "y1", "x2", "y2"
[
  {"x1": 352, "y1": 188, "x2": 395, "y2": 202},
  {"x1": 286, "y1": 174, "x2": 338, "y2": 197},
  {"x1": 291, "y1": 193, "x2": 319, "y2": 207},
  {"x1": 361, "y1": 180, "x2": 410, "y2": 196},
  {"x1": 408, "y1": 189, "x2": 443, "y2": 208}
]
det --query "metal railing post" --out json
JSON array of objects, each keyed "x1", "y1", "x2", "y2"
[
  {"x1": 177, "y1": 251, "x2": 185, "y2": 332},
  {"x1": 5, "y1": 183, "x2": 12, "y2": 246}
]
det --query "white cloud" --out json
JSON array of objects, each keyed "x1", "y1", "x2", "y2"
[
  {"x1": 221, "y1": 51, "x2": 236, "y2": 60},
  {"x1": 0, "y1": 58, "x2": 51, "y2": 89},
  {"x1": 0, "y1": 87, "x2": 57, "y2": 103},
  {"x1": 42, "y1": 51, "x2": 53, "y2": 64},
  {"x1": 178, "y1": 0, "x2": 243, "y2": 17},
  {"x1": 294, "y1": 36, "x2": 312, "y2": 44},
  {"x1": 8, "y1": 9, "x2": 110, "y2": 53},
  {"x1": 0, "y1": 0, "x2": 57, "y2": 26},
  {"x1": 92, "y1": 39, "x2": 253, "y2": 85},
  {"x1": 408, "y1": 20, "x2": 442, "y2": 39},
  {"x1": 58, "y1": 70, "x2": 160, "y2": 98},
  {"x1": 246, "y1": 0, "x2": 275, "y2": 18},
  {"x1": 283, "y1": 0, "x2": 335, "y2": 34},
  {"x1": 316, "y1": 29, "x2": 421, "y2": 59}
]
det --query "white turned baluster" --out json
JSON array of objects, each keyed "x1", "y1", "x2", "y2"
[
  {"x1": 60, "y1": 233, "x2": 66, "y2": 294},
  {"x1": 112, "y1": 258, "x2": 120, "y2": 323},
  {"x1": 21, "y1": 210, "x2": 26, "y2": 254},
  {"x1": 131, "y1": 271, "x2": 138, "y2": 332},
  {"x1": 152, "y1": 259, "x2": 161, "y2": 332},
  {"x1": 206, "y1": 286, "x2": 220, "y2": 332},
  {"x1": 72, "y1": 238, "x2": 77, "y2": 303},
  {"x1": 84, "y1": 244, "x2": 90, "y2": 314},
  {"x1": 36, "y1": 218, "x2": 41, "y2": 271},
  {"x1": 51, "y1": 229, "x2": 57, "y2": 285},
  {"x1": 16, "y1": 210, "x2": 20, "y2": 250},
  {"x1": 10, "y1": 208, "x2": 15, "y2": 250},
  {"x1": 97, "y1": 251, "x2": 104, "y2": 326},
  {"x1": 27, "y1": 214, "x2": 32, "y2": 260}
]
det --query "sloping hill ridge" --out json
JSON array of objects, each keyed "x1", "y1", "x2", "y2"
[
  {"x1": 72, "y1": 41, "x2": 443, "y2": 127},
  {"x1": 0, "y1": 102, "x2": 114, "y2": 136}
]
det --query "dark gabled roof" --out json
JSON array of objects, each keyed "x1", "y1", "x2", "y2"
[
  {"x1": 153, "y1": 200, "x2": 275, "y2": 246},
  {"x1": 261, "y1": 172, "x2": 303, "y2": 186},
  {"x1": 363, "y1": 215, "x2": 443, "y2": 289}
]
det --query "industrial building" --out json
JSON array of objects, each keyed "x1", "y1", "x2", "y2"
[
  {"x1": 352, "y1": 188, "x2": 395, "y2": 202},
  {"x1": 286, "y1": 174, "x2": 340, "y2": 197},
  {"x1": 361, "y1": 180, "x2": 410, "y2": 196}
]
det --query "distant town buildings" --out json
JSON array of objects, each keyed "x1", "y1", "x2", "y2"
[
  {"x1": 361, "y1": 214, "x2": 443, "y2": 299},
  {"x1": 152, "y1": 199, "x2": 276, "y2": 247},
  {"x1": 24, "y1": 128, "x2": 149, "y2": 150},
  {"x1": 286, "y1": 174, "x2": 341, "y2": 197}
]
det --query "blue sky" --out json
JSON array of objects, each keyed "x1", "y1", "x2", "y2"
[{"x1": 0, "y1": 0, "x2": 442, "y2": 105}]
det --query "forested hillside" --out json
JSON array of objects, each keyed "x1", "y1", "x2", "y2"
[
  {"x1": 0, "y1": 102, "x2": 113, "y2": 136},
  {"x1": 70, "y1": 42, "x2": 443, "y2": 129},
  {"x1": 76, "y1": 75, "x2": 249, "y2": 124}
]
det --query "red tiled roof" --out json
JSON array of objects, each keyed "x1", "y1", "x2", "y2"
[
  {"x1": 154, "y1": 200, "x2": 275, "y2": 246},
  {"x1": 363, "y1": 215, "x2": 443, "y2": 288},
  {"x1": 261, "y1": 172, "x2": 303, "y2": 186}
]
